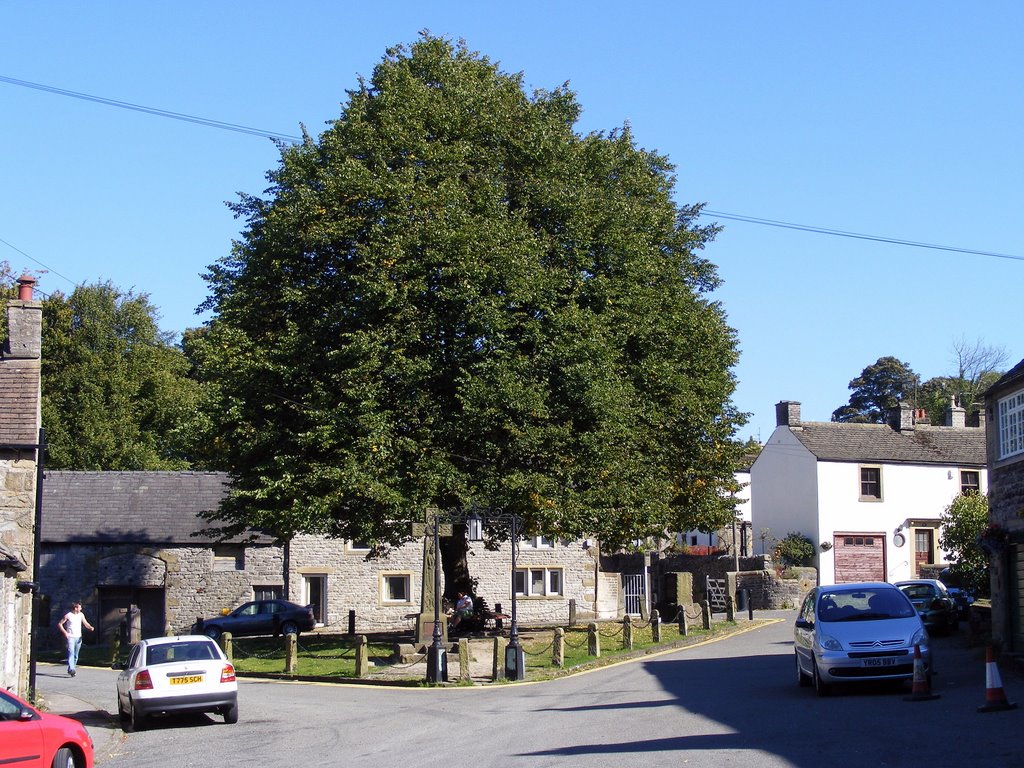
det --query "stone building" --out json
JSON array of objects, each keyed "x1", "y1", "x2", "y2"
[
  {"x1": 984, "y1": 358, "x2": 1024, "y2": 654},
  {"x1": 39, "y1": 471, "x2": 281, "y2": 642},
  {"x1": 40, "y1": 470, "x2": 602, "y2": 638},
  {"x1": 0, "y1": 277, "x2": 42, "y2": 696}
]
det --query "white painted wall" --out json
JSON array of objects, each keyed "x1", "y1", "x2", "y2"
[
  {"x1": 750, "y1": 427, "x2": 819, "y2": 556},
  {"x1": 815, "y1": 460, "x2": 988, "y2": 584}
]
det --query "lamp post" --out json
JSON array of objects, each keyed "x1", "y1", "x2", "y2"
[
  {"x1": 504, "y1": 513, "x2": 524, "y2": 681},
  {"x1": 426, "y1": 515, "x2": 447, "y2": 683}
]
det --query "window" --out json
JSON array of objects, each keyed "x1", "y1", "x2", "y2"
[
  {"x1": 524, "y1": 536, "x2": 554, "y2": 549},
  {"x1": 960, "y1": 470, "x2": 981, "y2": 495},
  {"x1": 859, "y1": 466, "x2": 882, "y2": 501},
  {"x1": 381, "y1": 573, "x2": 412, "y2": 603},
  {"x1": 253, "y1": 585, "x2": 282, "y2": 601},
  {"x1": 998, "y1": 389, "x2": 1024, "y2": 459},
  {"x1": 213, "y1": 545, "x2": 244, "y2": 571},
  {"x1": 514, "y1": 567, "x2": 563, "y2": 596},
  {"x1": 346, "y1": 540, "x2": 371, "y2": 553}
]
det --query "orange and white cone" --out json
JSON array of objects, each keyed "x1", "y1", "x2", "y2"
[
  {"x1": 904, "y1": 643, "x2": 939, "y2": 701},
  {"x1": 978, "y1": 645, "x2": 1017, "y2": 713}
]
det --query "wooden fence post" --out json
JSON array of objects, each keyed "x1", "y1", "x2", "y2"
[
  {"x1": 553, "y1": 628, "x2": 564, "y2": 668},
  {"x1": 701, "y1": 600, "x2": 711, "y2": 630},
  {"x1": 679, "y1": 607, "x2": 688, "y2": 636},
  {"x1": 622, "y1": 616, "x2": 633, "y2": 650},
  {"x1": 651, "y1": 609, "x2": 661, "y2": 643},
  {"x1": 588, "y1": 622, "x2": 600, "y2": 658},
  {"x1": 459, "y1": 638, "x2": 472, "y2": 682},
  {"x1": 222, "y1": 632, "x2": 233, "y2": 664}
]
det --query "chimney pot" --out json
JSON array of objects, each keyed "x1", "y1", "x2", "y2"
[{"x1": 16, "y1": 275, "x2": 36, "y2": 302}]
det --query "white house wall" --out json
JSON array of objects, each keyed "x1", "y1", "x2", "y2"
[
  {"x1": 814, "y1": 461, "x2": 987, "y2": 584},
  {"x1": 750, "y1": 427, "x2": 819, "y2": 555}
]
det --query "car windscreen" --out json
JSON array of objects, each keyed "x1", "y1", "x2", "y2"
[
  {"x1": 145, "y1": 641, "x2": 219, "y2": 665},
  {"x1": 817, "y1": 588, "x2": 916, "y2": 622}
]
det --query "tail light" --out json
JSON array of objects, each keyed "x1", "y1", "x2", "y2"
[
  {"x1": 221, "y1": 664, "x2": 236, "y2": 683},
  {"x1": 134, "y1": 670, "x2": 153, "y2": 690}
]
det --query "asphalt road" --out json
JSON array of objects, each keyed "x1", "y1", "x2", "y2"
[{"x1": 39, "y1": 618, "x2": 1021, "y2": 768}]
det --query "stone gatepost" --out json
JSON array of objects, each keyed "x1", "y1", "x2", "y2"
[
  {"x1": 458, "y1": 638, "x2": 472, "y2": 683},
  {"x1": 284, "y1": 633, "x2": 297, "y2": 674},
  {"x1": 726, "y1": 594, "x2": 735, "y2": 622},
  {"x1": 588, "y1": 622, "x2": 600, "y2": 657},
  {"x1": 355, "y1": 635, "x2": 368, "y2": 678}
]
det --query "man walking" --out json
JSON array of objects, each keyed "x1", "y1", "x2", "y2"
[{"x1": 59, "y1": 601, "x2": 94, "y2": 677}]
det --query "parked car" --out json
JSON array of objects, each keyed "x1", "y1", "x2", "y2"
[
  {"x1": 794, "y1": 582, "x2": 930, "y2": 696},
  {"x1": 0, "y1": 687, "x2": 94, "y2": 768},
  {"x1": 895, "y1": 579, "x2": 959, "y2": 633},
  {"x1": 938, "y1": 567, "x2": 977, "y2": 619},
  {"x1": 115, "y1": 635, "x2": 238, "y2": 730},
  {"x1": 192, "y1": 599, "x2": 316, "y2": 640}
]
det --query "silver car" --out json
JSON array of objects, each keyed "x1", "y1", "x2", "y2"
[{"x1": 794, "y1": 582, "x2": 930, "y2": 696}]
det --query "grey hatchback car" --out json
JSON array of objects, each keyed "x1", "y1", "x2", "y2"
[{"x1": 794, "y1": 582, "x2": 930, "y2": 696}]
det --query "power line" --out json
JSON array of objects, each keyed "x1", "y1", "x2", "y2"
[
  {"x1": 699, "y1": 210, "x2": 1024, "y2": 262},
  {"x1": 0, "y1": 236, "x2": 77, "y2": 288},
  {"x1": 3, "y1": 74, "x2": 1020, "y2": 266},
  {"x1": 0, "y1": 74, "x2": 303, "y2": 143}
]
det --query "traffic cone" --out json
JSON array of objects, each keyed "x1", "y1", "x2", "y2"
[
  {"x1": 978, "y1": 646, "x2": 1017, "y2": 713},
  {"x1": 904, "y1": 643, "x2": 939, "y2": 701}
]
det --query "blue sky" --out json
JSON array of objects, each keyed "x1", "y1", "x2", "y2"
[{"x1": 2, "y1": 3, "x2": 1021, "y2": 442}]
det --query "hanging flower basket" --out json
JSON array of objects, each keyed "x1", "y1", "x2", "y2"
[{"x1": 977, "y1": 523, "x2": 1009, "y2": 556}]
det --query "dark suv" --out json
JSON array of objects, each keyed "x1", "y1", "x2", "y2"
[{"x1": 193, "y1": 599, "x2": 316, "y2": 640}]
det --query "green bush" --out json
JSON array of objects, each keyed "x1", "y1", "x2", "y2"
[{"x1": 774, "y1": 532, "x2": 815, "y2": 567}]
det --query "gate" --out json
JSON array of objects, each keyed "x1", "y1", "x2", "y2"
[
  {"x1": 623, "y1": 573, "x2": 646, "y2": 616},
  {"x1": 706, "y1": 576, "x2": 726, "y2": 614}
]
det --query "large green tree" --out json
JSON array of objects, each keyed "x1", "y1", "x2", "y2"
[
  {"x1": 832, "y1": 356, "x2": 919, "y2": 423},
  {"x1": 41, "y1": 282, "x2": 201, "y2": 470},
  {"x1": 193, "y1": 35, "x2": 745, "y2": 552}
]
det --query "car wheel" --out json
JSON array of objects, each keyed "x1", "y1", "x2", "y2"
[
  {"x1": 796, "y1": 653, "x2": 810, "y2": 687},
  {"x1": 130, "y1": 698, "x2": 147, "y2": 731},
  {"x1": 223, "y1": 701, "x2": 239, "y2": 724},
  {"x1": 281, "y1": 621, "x2": 299, "y2": 636},
  {"x1": 51, "y1": 747, "x2": 76, "y2": 768},
  {"x1": 117, "y1": 693, "x2": 128, "y2": 721},
  {"x1": 812, "y1": 658, "x2": 830, "y2": 697},
  {"x1": 204, "y1": 626, "x2": 222, "y2": 641}
]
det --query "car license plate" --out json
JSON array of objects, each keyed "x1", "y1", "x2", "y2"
[
  {"x1": 170, "y1": 675, "x2": 204, "y2": 685},
  {"x1": 863, "y1": 657, "x2": 897, "y2": 667}
]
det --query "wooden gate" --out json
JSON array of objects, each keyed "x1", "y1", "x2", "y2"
[{"x1": 706, "y1": 577, "x2": 727, "y2": 613}]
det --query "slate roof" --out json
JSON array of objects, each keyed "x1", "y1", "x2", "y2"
[
  {"x1": 986, "y1": 358, "x2": 1024, "y2": 397},
  {"x1": 40, "y1": 471, "x2": 268, "y2": 544},
  {"x1": 788, "y1": 422, "x2": 986, "y2": 466}
]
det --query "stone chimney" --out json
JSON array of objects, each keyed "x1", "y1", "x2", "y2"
[
  {"x1": 945, "y1": 401, "x2": 966, "y2": 428},
  {"x1": 776, "y1": 401, "x2": 801, "y2": 428},
  {"x1": 887, "y1": 402, "x2": 914, "y2": 432},
  {"x1": 968, "y1": 403, "x2": 986, "y2": 429},
  {"x1": 5, "y1": 275, "x2": 41, "y2": 360}
]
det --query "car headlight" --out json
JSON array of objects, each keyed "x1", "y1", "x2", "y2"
[
  {"x1": 911, "y1": 627, "x2": 928, "y2": 646},
  {"x1": 819, "y1": 634, "x2": 843, "y2": 651}
]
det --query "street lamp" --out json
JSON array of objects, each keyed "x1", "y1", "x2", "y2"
[{"x1": 426, "y1": 513, "x2": 448, "y2": 683}]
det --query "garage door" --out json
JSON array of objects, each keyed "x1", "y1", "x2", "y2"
[{"x1": 833, "y1": 533, "x2": 885, "y2": 583}]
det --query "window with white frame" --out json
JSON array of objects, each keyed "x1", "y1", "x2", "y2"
[
  {"x1": 381, "y1": 573, "x2": 412, "y2": 603},
  {"x1": 998, "y1": 389, "x2": 1024, "y2": 460},
  {"x1": 346, "y1": 540, "x2": 371, "y2": 553},
  {"x1": 514, "y1": 567, "x2": 563, "y2": 596},
  {"x1": 523, "y1": 536, "x2": 554, "y2": 548}
]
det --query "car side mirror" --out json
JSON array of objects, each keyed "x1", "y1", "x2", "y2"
[
  {"x1": 19, "y1": 708, "x2": 35, "y2": 722},
  {"x1": 111, "y1": 661, "x2": 127, "y2": 670},
  {"x1": 795, "y1": 618, "x2": 814, "y2": 630}
]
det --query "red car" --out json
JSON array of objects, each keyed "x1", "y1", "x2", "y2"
[{"x1": 0, "y1": 688, "x2": 93, "y2": 768}]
